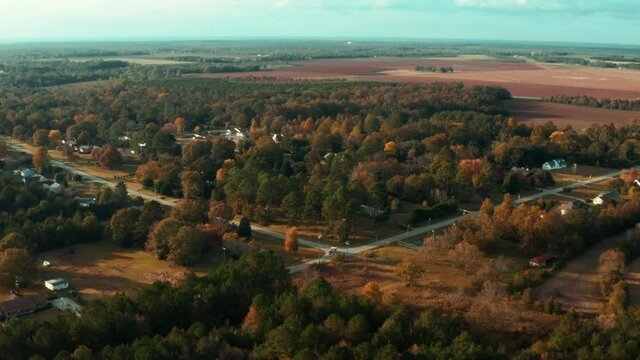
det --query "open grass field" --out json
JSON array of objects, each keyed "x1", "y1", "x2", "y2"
[
  {"x1": 300, "y1": 243, "x2": 557, "y2": 337},
  {"x1": 38, "y1": 241, "x2": 195, "y2": 300},
  {"x1": 195, "y1": 57, "x2": 640, "y2": 99},
  {"x1": 505, "y1": 99, "x2": 640, "y2": 131}
]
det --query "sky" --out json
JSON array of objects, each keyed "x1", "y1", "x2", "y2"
[{"x1": 1, "y1": 0, "x2": 639, "y2": 44}]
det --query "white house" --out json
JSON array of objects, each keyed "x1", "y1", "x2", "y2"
[
  {"x1": 44, "y1": 278, "x2": 69, "y2": 291},
  {"x1": 542, "y1": 159, "x2": 567, "y2": 171},
  {"x1": 542, "y1": 159, "x2": 568, "y2": 171},
  {"x1": 593, "y1": 192, "x2": 619, "y2": 206}
]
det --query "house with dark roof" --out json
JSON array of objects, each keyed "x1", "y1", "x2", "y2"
[
  {"x1": 0, "y1": 295, "x2": 49, "y2": 320},
  {"x1": 556, "y1": 200, "x2": 589, "y2": 215}
]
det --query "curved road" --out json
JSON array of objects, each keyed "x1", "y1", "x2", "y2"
[{"x1": 4, "y1": 136, "x2": 622, "y2": 273}]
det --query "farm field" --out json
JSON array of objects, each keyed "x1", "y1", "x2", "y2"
[
  {"x1": 505, "y1": 99, "x2": 640, "y2": 131},
  {"x1": 195, "y1": 57, "x2": 640, "y2": 99}
]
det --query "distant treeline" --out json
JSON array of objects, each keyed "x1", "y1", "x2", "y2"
[
  {"x1": 532, "y1": 55, "x2": 640, "y2": 70},
  {"x1": 543, "y1": 95, "x2": 640, "y2": 112},
  {"x1": 415, "y1": 65, "x2": 454, "y2": 73},
  {"x1": 0, "y1": 60, "x2": 264, "y2": 88}
]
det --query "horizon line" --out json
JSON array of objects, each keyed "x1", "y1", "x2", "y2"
[{"x1": 1, "y1": 36, "x2": 639, "y2": 48}]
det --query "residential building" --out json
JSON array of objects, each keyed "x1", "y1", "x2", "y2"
[
  {"x1": 44, "y1": 278, "x2": 70, "y2": 291},
  {"x1": 0, "y1": 295, "x2": 49, "y2": 319},
  {"x1": 542, "y1": 159, "x2": 568, "y2": 171},
  {"x1": 593, "y1": 192, "x2": 619, "y2": 206},
  {"x1": 528, "y1": 253, "x2": 557, "y2": 267}
]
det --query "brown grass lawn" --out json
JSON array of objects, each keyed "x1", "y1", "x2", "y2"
[
  {"x1": 34, "y1": 232, "x2": 320, "y2": 300},
  {"x1": 300, "y1": 245, "x2": 476, "y2": 310},
  {"x1": 38, "y1": 242, "x2": 197, "y2": 300},
  {"x1": 551, "y1": 165, "x2": 616, "y2": 187},
  {"x1": 297, "y1": 244, "x2": 558, "y2": 338}
]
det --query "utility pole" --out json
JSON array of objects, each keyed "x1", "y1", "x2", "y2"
[{"x1": 222, "y1": 246, "x2": 227, "y2": 265}]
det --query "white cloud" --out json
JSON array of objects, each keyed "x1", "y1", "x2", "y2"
[{"x1": 273, "y1": 0, "x2": 290, "y2": 8}]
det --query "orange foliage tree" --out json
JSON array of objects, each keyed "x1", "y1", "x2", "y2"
[
  {"x1": 362, "y1": 281, "x2": 383, "y2": 304},
  {"x1": 33, "y1": 147, "x2": 49, "y2": 170},
  {"x1": 284, "y1": 227, "x2": 299, "y2": 253}
]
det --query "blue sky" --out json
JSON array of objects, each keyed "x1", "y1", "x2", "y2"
[{"x1": 1, "y1": 0, "x2": 639, "y2": 44}]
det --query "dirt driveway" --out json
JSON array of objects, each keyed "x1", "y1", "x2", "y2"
[{"x1": 533, "y1": 233, "x2": 627, "y2": 314}]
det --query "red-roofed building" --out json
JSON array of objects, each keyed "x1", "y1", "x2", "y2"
[{"x1": 528, "y1": 253, "x2": 557, "y2": 268}]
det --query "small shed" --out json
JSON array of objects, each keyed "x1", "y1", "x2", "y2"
[
  {"x1": 44, "y1": 278, "x2": 69, "y2": 291},
  {"x1": 528, "y1": 253, "x2": 557, "y2": 268}
]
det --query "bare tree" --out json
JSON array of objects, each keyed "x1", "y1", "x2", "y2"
[
  {"x1": 598, "y1": 249, "x2": 625, "y2": 296},
  {"x1": 450, "y1": 241, "x2": 483, "y2": 275}
]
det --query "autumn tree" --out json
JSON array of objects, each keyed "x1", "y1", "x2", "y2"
[
  {"x1": 98, "y1": 144, "x2": 123, "y2": 170},
  {"x1": 450, "y1": 241, "x2": 483, "y2": 275},
  {"x1": 395, "y1": 256, "x2": 425, "y2": 287},
  {"x1": 48, "y1": 129, "x2": 62, "y2": 146},
  {"x1": 174, "y1": 117, "x2": 186, "y2": 136},
  {"x1": 171, "y1": 199, "x2": 209, "y2": 224},
  {"x1": 242, "y1": 305, "x2": 261, "y2": 335},
  {"x1": 33, "y1": 146, "x2": 49, "y2": 171},
  {"x1": 180, "y1": 170, "x2": 205, "y2": 199},
  {"x1": 384, "y1": 141, "x2": 397, "y2": 154},
  {"x1": 146, "y1": 218, "x2": 181, "y2": 259},
  {"x1": 284, "y1": 227, "x2": 299, "y2": 253},
  {"x1": 32, "y1": 129, "x2": 49, "y2": 147},
  {"x1": 0, "y1": 248, "x2": 36, "y2": 290},
  {"x1": 0, "y1": 233, "x2": 32, "y2": 253},
  {"x1": 209, "y1": 201, "x2": 234, "y2": 225},
  {"x1": 598, "y1": 249, "x2": 625, "y2": 296},
  {"x1": 362, "y1": 281, "x2": 383, "y2": 304},
  {"x1": 64, "y1": 145, "x2": 78, "y2": 163}
]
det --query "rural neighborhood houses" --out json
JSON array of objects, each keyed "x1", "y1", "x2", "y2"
[{"x1": 542, "y1": 159, "x2": 567, "y2": 171}]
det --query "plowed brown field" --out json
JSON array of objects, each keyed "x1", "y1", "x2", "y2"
[
  {"x1": 195, "y1": 57, "x2": 640, "y2": 99},
  {"x1": 504, "y1": 99, "x2": 640, "y2": 130}
]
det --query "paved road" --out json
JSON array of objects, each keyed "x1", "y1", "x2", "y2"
[
  {"x1": 3, "y1": 137, "x2": 178, "y2": 207},
  {"x1": 4, "y1": 136, "x2": 623, "y2": 273}
]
